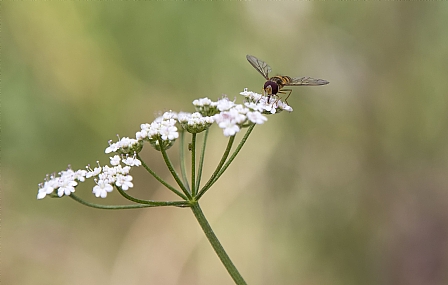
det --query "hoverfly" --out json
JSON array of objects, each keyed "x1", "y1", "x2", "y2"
[{"x1": 246, "y1": 54, "x2": 329, "y2": 103}]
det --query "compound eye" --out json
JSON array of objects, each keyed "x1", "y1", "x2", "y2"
[{"x1": 264, "y1": 81, "x2": 279, "y2": 94}]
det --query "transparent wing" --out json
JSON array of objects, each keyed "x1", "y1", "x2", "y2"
[
  {"x1": 287, "y1": 76, "x2": 329, "y2": 86},
  {"x1": 246, "y1": 55, "x2": 271, "y2": 80}
]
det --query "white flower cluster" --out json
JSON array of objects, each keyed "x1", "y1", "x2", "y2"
[
  {"x1": 37, "y1": 168, "x2": 87, "y2": 199},
  {"x1": 189, "y1": 90, "x2": 292, "y2": 137},
  {"x1": 240, "y1": 88, "x2": 293, "y2": 114},
  {"x1": 37, "y1": 154, "x2": 141, "y2": 199},
  {"x1": 135, "y1": 111, "x2": 180, "y2": 151},
  {"x1": 106, "y1": 91, "x2": 286, "y2": 151},
  {"x1": 178, "y1": 112, "x2": 214, "y2": 134},
  {"x1": 137, "y1": 111, "x2": 179, "y2": 141},
  {"x1": 89, "y1": 154, "x2": 140, "y2": 198},
  {"x1": 105, "y1": 137, "x2": 141, "y2": 154},
  {"x1": 213, "y1": 101, "x2": 267, "y2": 137},
  {"x1": 192, "y1": 97, "x2": 218, "y2": 116},
  {"x1": 38, "y1": 91, "x2": 290, "y2": 200}
]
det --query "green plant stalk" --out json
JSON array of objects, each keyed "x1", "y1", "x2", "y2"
[
  {"x1": 115, "y1": 186, "x2": 189, "y2": 207},
  {"x1": 137, "y1": 154, "x2": 188, "y2": 200},
  {"x1": 158, "y1": 138, "x2": 192, "y2": 199},
  {"x1": 196, "y1": 135, "x2": 235, "y2": 199},
  {"x1": 190, "y1": 202, "x2": 247, "y2": 285},
  {"x1": 195, "y1": 128, "x2": 209, "y2": 191},
  {"x1": 191, "y1": 133, "x2": 197, "y2": 196},
  {"x1": 69, "y1": 193, "x2": 189, "y2": 209},
  {"x1": 179, "y1": 130, "x2": 190, "y2": 189},
  {"x1": 211, "y1": 124, "x2": 256, "y2": 185}
]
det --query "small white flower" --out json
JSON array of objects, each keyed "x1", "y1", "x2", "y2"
[
  {"x1": 86, "y1": 163, "x2": 102, "y2": 178},
  {"x1": 221, "y1": 122, "x2": 240, "y2": 137},
  {"x1": 59, "y1": 168, "x2": 75, "y2": 179},
  {"x1": 213, "y1": 109, "x2": 246, "y2": 136},
  {"x1": 162, "y1": 111, "x2": 178, "y2": 120},
  {"x1": 116, "y1": 174, "x2": 134, "y2": 190},
  {"x1": 230, "y1": 108, "x2": 247, "y2": 124},
  {"x1": 110, "y1": 155, "x2": 121, "y2": 166},
  {"x1": 105, "y1": 140, "x2": 119, "y2": 154},
  {"x1": 276, "y1": 100, "x2": 293, "y2": 112},
  {"x1": 216, "y1": 97, "x2": 236, "y2": 111},
  {"x1": 257, "y1": 98, "x2": 278, "y2": 114},
  {"x1": 177, "y1": 112, "x2": 191, "y2": 122},
  {"x1": 239, "y1": 88, "x2": 251, "y2": 96},
  {"x1": 120, "y1": 165, "x2": 131, "y2": 174},
  {"x1": 159, "y1": 125, "x2": 179, "y2": 141},
  {"x1": 122, "y1": 155, "x2": 141, "y2": 167},
  {"x1": 233, "y1": 104, "x2": 249, "y2": 115},
  {"x1": 244, "y1": 101, "x2": 263, "y2": 112},
  {"x1": 37, "y1": 191, "x2": 48, "y2": 200},
  {"x1": 57, "y1": 178, "x2": 78, "y2": 197},
  {"x1": 119, "y1": 137, "x2": 139, "y2": 149},
  {"x1": 37, "y1": 178, "x2": 58, "y2": 199},
  {"x1": 74, "y1": 169, "x2": 87, "y2": 182},
  {"x1": 103, "y1": 165, "x2": 117, "y2": 176},
  {"x1": 97, "y1": 165, "x2": 115, "y2": 184},
  {"x1": 136, "y1": 123, "x2": 151, "y2": 140},
  {"x1": 193, "y1": 97, "x2": 213, "y2": 107},
  {"x1": 240, "y1": 89, "x2": 263, "y2": 102},
  {"x1": 247, "y1": 111, "x2": 267, "y2": 124},
  {"x1": 93, "y1": 180, "x2": 113, "y2": 198}
]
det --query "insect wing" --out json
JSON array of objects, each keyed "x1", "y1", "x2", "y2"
[
  {"x1": 246, "y1": 55, "x2": 271, "y2": 80},
  {"x1": 287, "y1": 76, "x2": 329, "y2": 86}
]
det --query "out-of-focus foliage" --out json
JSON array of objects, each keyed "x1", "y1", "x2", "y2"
[{"x1": 3, "y1": 2, "x2": 448, "y2": 285}]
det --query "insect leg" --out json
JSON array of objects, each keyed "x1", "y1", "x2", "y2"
[{"x1": 277, "y1": 89, "x2": 292, "y2": 104}]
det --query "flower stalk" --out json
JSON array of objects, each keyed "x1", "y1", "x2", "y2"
[
  {"x1": 195, "y1": 128, "x2": 209, "y2": 191},
  {"x1": 179, "y1": 129, "x2": 190, "y2": 188},
  {"x1": 190, "y1": 202, "x2": 247, "y2": 285},
  {"x1": 191, "y1": 133, "x2": 197, "y2": 196}
]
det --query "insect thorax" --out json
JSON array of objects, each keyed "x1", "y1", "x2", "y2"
[{"x1": 270, "y1": 75, "x2": 291, "y2": 86}]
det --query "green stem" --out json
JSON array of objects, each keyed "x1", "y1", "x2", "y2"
[
  {"x1": 137, "y1": 154, "x2": 188, "y2": 200},
  {"x1": 211, "y1": 124, "x2": 256, "y2": 186},
  {"x1": 191, "y1": 133, "x2": 197, "y2": 196},
  {"x1": 158, "y1": 138, "x2": 192, "y2": 199},
  {"x1": 195, "y1": 128, "x2": 209, "y2": 191},
  {"x1": 179, "y1": 130, "x2": 190, "y2": 189},
  {"x1": 115, "y1": 186, "x2": 189, "y2": 207},
  {"x1": 196, "y1": 135, "x2": 235, "y2": 200},
  {"x1": 69, "y1": 193, "x2": 189, "y2": 209},
  {"x1": 190, "y1": 202, "x2": 247, "y2": 285}
]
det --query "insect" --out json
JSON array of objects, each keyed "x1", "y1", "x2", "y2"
[{"x1": 246, "y1": 54, "x2": 329, "y2": 103}]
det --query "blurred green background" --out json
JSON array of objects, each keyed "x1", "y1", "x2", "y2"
[{"x1": 3, "y1": 2, "x2": 448, "y2": 285}]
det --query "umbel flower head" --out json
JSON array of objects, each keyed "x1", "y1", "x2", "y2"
[
  {"x1": 37, "y1": 90, "x2": 292, "y2": 200},
  {"x1": 37, "y1": 154, "x2": 141, "y2": 200},
  {"x1": 240, "y1": 88, "x2": 293, "y2": 114},
  {"x1": 178, "y1": 112, "x2": 214, "y2": 134},
  {"x1": 136, "y1": 111, "x2": 180, "y2": 151}
]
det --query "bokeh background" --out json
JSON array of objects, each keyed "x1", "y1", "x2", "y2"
[{"x1": 3, "y1": 2, "x2": 448, "y2": 285}]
